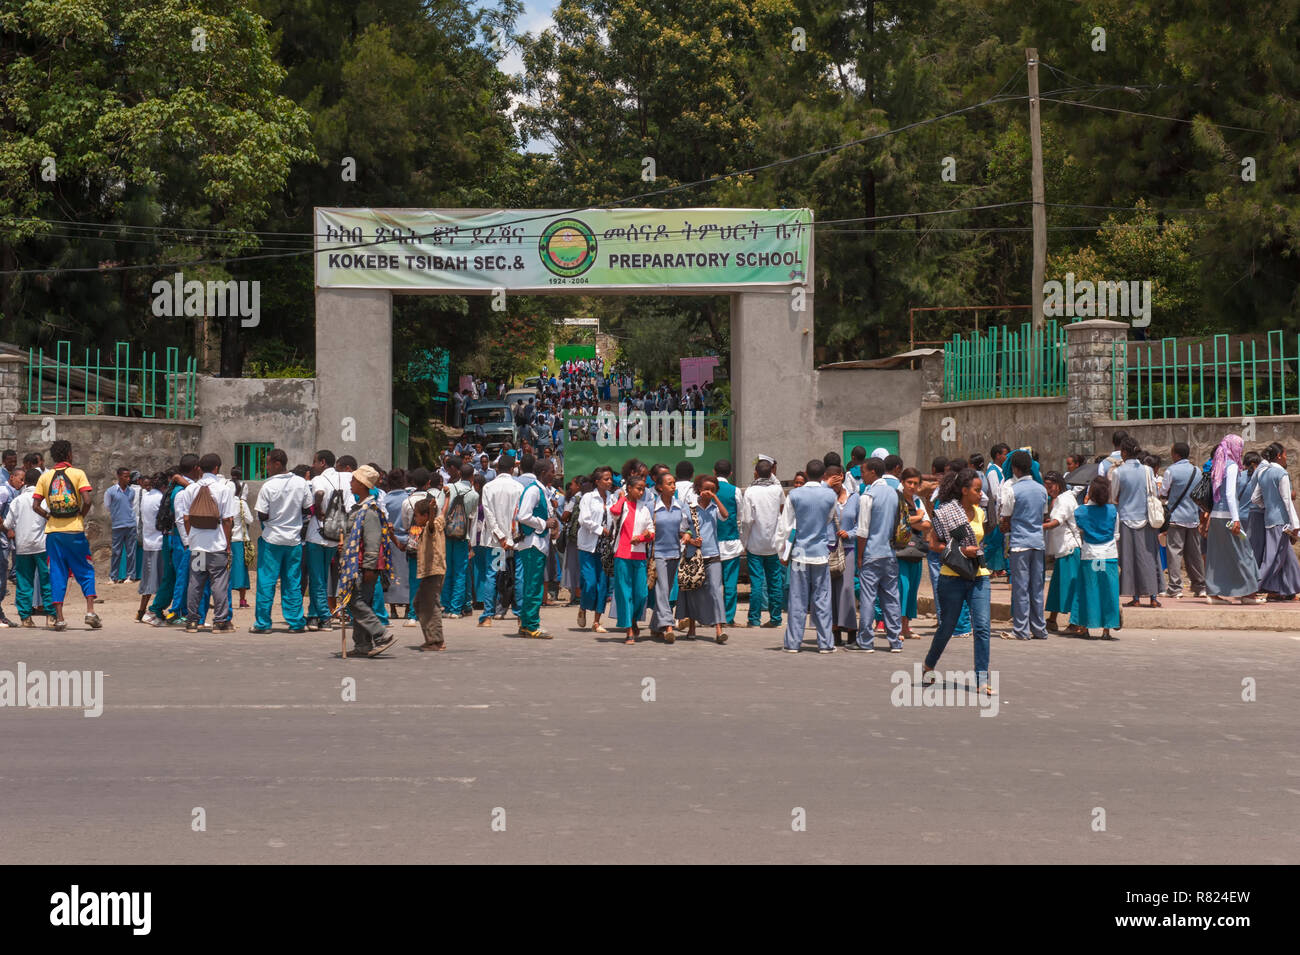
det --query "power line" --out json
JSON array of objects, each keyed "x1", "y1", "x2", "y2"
[{"x1": 1041, "y1": 97, "x2": 1266, "y2": 134}]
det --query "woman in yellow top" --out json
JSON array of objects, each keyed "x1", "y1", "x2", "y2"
[{"x1": 920, "y1": 467, "x2": 994, "y2": 695}]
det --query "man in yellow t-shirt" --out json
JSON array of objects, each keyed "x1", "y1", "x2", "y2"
[{"x1": 32, "y1": 440, "x2": 100, "y2": 631}]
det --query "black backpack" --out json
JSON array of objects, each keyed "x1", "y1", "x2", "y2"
[
  {"x1": 320, "y1": 487, "x2": 348, "y2": 541},
  {"x1": 155, "y1": 486, "x2": 178, "y2": 534}
]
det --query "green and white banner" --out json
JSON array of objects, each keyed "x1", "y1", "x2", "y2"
[{"x1": 314, "y1": 207, "x2": 812, "y2": 292}]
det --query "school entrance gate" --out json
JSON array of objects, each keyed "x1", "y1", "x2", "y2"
[{"x1": 313, "y1": 208, "x2": 817, "y2": 473}]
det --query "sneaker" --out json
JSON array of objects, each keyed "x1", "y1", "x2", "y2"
[
  {"x1": 843, "y1": 643, "x2": 874, "y2": 653},
  {"x1": 248, "y1": 626, "x2": 273, "y2": 634},
  {"x1": 404, "y1": 618, "x2": 419, "y2": 628},
  {"x1": 889, "y1": 646, "x2": 903, "y2": 653},
  {"x1": 763, "y1": 619, "x2": 782, "y2": 628},
  {"x1": 715, "y1": 632, "x2": 728, "y2": 645},
  {"x1": 782, "y1": 647, "x2": 800, "y2": 653},
  {"x1": 306, "y1": 618, "x2": 320, "y2": 632},
  {"x1": 525, "y1": 628, "x2": 554, "y2": 640},
  {"x1": 52, "y1": 620, "x2": 68, "y2": 632},
  {"x1": 368, "y1": 634, "x2": 397, "y2": 656},
  {"x1": 287, "y1": 626, "x2": 306, "y2": 634},
  {"x1": 213, "y1": 621, "x2": 234, "y2": 634},
  {"x1": 955, "y1": 631, "x2": 973, "y2": 639},
  {"x1": 818, "y1": 647, "x2": 837, "y2": 654},
  {"x1": 185, "y1": 619, "x2": 199, "y2": 633},
  {"x1": 350, "y1": 642, "x2": 373, "y2": 655},
  {"x1": 0, "y1": 620, "x2": 10, "y2": 629},
  {"x1": 445, "y1": 613, "x2": 461, "y2": 619},
  {"x1": 84, "y1": 613, "x2": 102, "y2": 630},
  {"x1": 150, "y1": 615, "x2": 166, "y2": 628}
]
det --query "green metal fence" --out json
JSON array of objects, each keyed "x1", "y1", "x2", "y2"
[
  {"x1": 26, "y1": 340, "x2": 197, "y2": 419},
  {"x1": 235, "y1": 442, "x2": 273, "y2": 481},
  {"x1": 1113, "y1": 331, "x2": 1300, "y2": 420},
  {"x1": 393, "y1": 411, "x2": 410, "y2": 470},
  {"x1": 943, "y1": 320, "x2": 1068, "y2": 402}
]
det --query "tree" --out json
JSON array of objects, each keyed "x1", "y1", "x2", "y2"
[{"x1": 0, "y1": 0, "x2": 314, "y2": 363}]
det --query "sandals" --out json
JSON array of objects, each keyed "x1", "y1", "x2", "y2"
[
  {"x1": 624, "y1": 635, "x2": 636, "y2": 645},
  {"x1": 592, "y1": 624, "x2": 608, "y2": 634}
]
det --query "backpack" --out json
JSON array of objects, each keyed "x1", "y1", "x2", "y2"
[
  {"x1": 891, "y1": 489, "x2": 913, "y2": 549},
  {"x1": 188, "y1": 483, "x2": 221, "y2": 530},
  {"x1": 320, "y1": 485, "x2": 348, "y2": 542},
  {"x1": 46, "y1": 468, "x2": 83, "y2": 518},
  {"x1": 156, "y1": 485, "x2": 177, "y2": 534},
  {"x1": 446, "y1": 488, "x2": 468, "y2": 540}
]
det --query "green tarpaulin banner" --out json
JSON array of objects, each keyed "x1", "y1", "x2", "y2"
[{"x1": 315, "y1": 208, "x2": 812, "y2": 292}]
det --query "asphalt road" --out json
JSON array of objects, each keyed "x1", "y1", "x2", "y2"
[{"x1": 1, "y1": 583, "x2": 1296, "y2": 864}]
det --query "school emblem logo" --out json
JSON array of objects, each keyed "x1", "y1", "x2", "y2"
[{"x1": 538, "y1": 218, "x2": 597, "y2": 277}]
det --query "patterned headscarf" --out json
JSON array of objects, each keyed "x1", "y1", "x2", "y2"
[
  {"x1": 1211, "y1": 434, "x2": 1244, "y2": 494},
  {"x1": 335, "y1": 495, "x2": 396, "y2": 615}
]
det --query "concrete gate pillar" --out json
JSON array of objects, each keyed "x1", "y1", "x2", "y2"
[
  {"x1": 1065, "y1": 318, "x2": 1128, "y2": 455},
  {"x1": 315, "y1": 287, "x2": 393, "y2": 468},
  {"x1": 730, "y1": 289, "x2": 815, "y2": 481}
]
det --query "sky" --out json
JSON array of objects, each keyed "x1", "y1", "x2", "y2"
[{"x1": 494, "y1": 0, "x2": 558, "y2": 153}]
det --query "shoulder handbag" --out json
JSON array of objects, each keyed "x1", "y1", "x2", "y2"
[
  {"x1": 1144, "y1": 466, "x2": 1165, "y2": 528},
  {"x1": 828, "y1": 506, "x2": 846, "y2": 576},
  {"x1": 677, "y1": 506, "x2": 706, "y2": 591},
  {"x1": 240, "y1": 502, "x2": 257, "y2": 569},
  {"x1": 598, "y1": 499, "x2": 617, "y2": 577},
  {"x1": 1190, "y1": 469, "x2": 1215, "y2": 513},
  {"x1": 940, "y1": 521, "x2": 980, "y2": 580},
  {"x1": 1157, "y1": 467, "x2": 1194, "y2": 533}
]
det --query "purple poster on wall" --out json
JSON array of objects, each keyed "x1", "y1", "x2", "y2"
[{"x1": 680, "y1": 356, "x2": 719, "y2": 390}]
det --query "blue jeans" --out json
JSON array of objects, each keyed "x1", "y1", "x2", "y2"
[
  {"x1": 471, "y1": 547, "x2": 488, "y2": 608},
  {"x1": 111, "y1": 525, "x2": 136, "y2": 581},
  {"x1": 406, "y1": 552, "x2": 420, "y2": 618},
  {"x1": 1009, "y1": 548, "x2": 1047, "y2": 638},
  {"x1": 442, "y1": 538, "x2": 469, "y2": 613},
  {"x1": 720, "y1": 555, "x2": 740, "y2": 623},
  {"x1": 857, "y1": 555, "x2": 902, "y2": 648},
  {"x1": 785, "y1": 561, "x2": 832, "y2": 650},
  {"x1": 746, "y1": 552, "x2": 784, "y2": 625},
  {"x1": 304, "y1": 541, "x2": 335, "y2": 620},
  {"x1": 926, "y1": 550, "x2": 971, "y2": 632},
  {"x1": 14, "y1": 551, "x2": 52, "y2": 619},
  {"x1": 479, "y1": 546, "x2": 505, "y2": 621},
  {"x1": 925, "y1": 574, "x2": 992, "y2": 680},
  {"x1": 255, "y1": 540, "x2": 305, "y2": 630}
]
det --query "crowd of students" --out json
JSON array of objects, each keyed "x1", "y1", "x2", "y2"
[{"x1": 5, "y1": 427, "x2": 1295, "y2": 670}]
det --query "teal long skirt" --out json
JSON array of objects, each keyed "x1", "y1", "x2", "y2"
[
  {"x1": 1045, "y1": 548, "x2": 1080, "y2": 614},
  {"x1": 1070, "y1": 557, "x2": 1120, "y2": 629}
]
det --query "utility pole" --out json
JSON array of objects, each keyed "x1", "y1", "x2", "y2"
[{"x1": 1027, "y1": 48, "x2": 1046, "y2": 333}]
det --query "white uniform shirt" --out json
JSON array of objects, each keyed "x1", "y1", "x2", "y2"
[
  {"x1": 1046, "y1": 492, "x2": 1081, "y2": 557},
  {"x1": 3, "y1": 486, "x2": 47, "y2": 555},
  {"x1": 175, "y1": 473, "x2": 238, "y2": 553},
  {"x1": 256, "y1": 472, "x2": 312, "y2": 547},
  {"x1": 743, "y1": 481, "x2": 784, "y2": 556},
  {"x1": 514, "y1": 476, "x2": 551, "y2": 553},
  {"x1": 480, "y1": 473, "x2": 524, "y2": 549},
  {"x1": 578, "y1": 490, "x2": 612, "y2": 552},
  {"x1": 139, "y1": 489, "x2": 164, "y2": 551}
]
